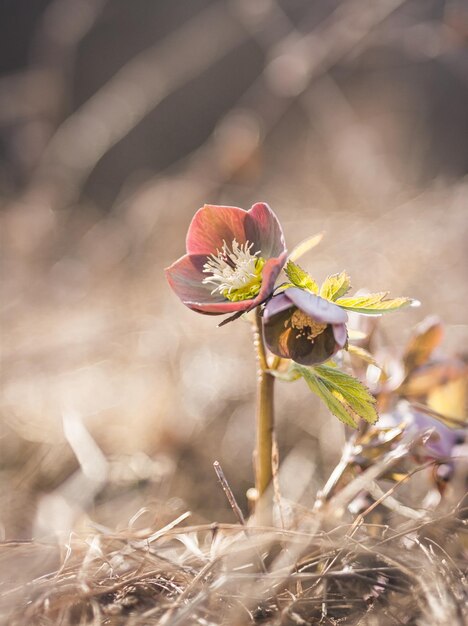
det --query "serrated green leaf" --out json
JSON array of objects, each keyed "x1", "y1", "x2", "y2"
[
  {"x1": 314, "y1": 365, "x2": 379, "y2": 424},
  {"x1": 294, "y1": 365, "x2": 359, "y2": 428},
  {"x1": 284, "y1": 260, "x2": 319, "y2": 293},
  {"x1": 288, "y1": 233, "x2": 324, "y2": 262},
  {"x1": 292, "y1": 363, "x2": 378, "y2": 428},
  {"x1": 320, "y1": 271, "x2": 352, "y2": 301},
  {"x1": 335, "y1": 292, "x2": 414, "y2": 314}
]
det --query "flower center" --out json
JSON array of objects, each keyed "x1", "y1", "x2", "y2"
[
  {"x1": 286, "y1": 309, "x2": 327, "y2": 341},
  {"x1": 202, "y1": 239, "x2": 265, "y2": 302}
]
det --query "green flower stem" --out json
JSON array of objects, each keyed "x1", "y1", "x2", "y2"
[{"x1": 253, "y1": 306, "x2": 275, "y2": 524}]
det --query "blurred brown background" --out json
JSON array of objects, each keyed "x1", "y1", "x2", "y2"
[{"x1": 0, "y1": 0, "x2": 467, "y2": 540}]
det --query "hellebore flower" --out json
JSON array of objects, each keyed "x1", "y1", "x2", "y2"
[
  {"x1": 165, "y1": 203, "x2": 287, "y2": 314},
  {"x1": 263, "y1": 287, "x2": 348, "y2": 365},
  {"x1": 379, "y1": 402, "x2": 466, "y2": 488},
  {"x1": 379, "y1": 403, "x2": 465, "y2": 462}
]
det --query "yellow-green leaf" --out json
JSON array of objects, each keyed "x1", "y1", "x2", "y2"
[
  {"x1": 314, "y1": 365, "x2": 378, "y2": 422},
  {"x1": 288, "y1": 233, "x2": 324, "y2": 262},
  {"x1": 347, "y1": 344, "x2": 386, "y2": 374},
  {"x1": 295, "y1": 366, "x2": 358, "y2": 428},
  {"x1": 336, "y1": 292, "x2": 415, "y2": 314},
  {"x1": 320, "y1": 271, "x2": 352, "y2": 301},
  {"x1": 284, "y1": 260, "x2": 319, "y2": 293},
  {"x1": 293, "y1": 363, "x2": 378, "y2": 428}
]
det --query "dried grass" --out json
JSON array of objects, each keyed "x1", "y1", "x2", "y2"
[{"x1": 1, "y1": 470, "x2": 466, "y2": 626}]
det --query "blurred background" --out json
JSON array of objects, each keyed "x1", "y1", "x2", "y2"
[{"x1": 0, "y1": 0, "x2": 467, "y2": 541}]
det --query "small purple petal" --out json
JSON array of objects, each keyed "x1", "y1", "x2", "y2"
[
  {"x1": 245, "y1": 202, "x2": 286, "y2": 258},
  {"x1": 263, "y1": 308, "x2": 341, "y2": 365},
  {"x1": 186, "y1": 204, "x2": 248, "y2": 255},
  {"x1": 286, "y1": 288, "x2": 348, "y2": 324},
  {"x1": 263, "y1": 288, "x2": 347, "y2": 364},
  {"x1": 332, "y1": 323, "x2": 348, "y2": 348},
  {"x1": 263, "y1": 292, "x2": 295, "y2": 324}
]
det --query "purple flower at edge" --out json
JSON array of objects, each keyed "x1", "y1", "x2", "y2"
[
  {"x1": 379, "y1": 404, "x2": 465, "y2": 462},
  {"x1": 263, "y1": 287, "x2": 348, "y2": 365},
  {"x1": 165, "y1": 203, "x2": 287, "y2": 315},
  {"x1": 379, "y1": 402, "x2": 466, "y2": 486}
]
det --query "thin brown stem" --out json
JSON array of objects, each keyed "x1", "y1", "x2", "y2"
[{"x1": 253, "y1": 306, "x2": 275, "y2": 524}]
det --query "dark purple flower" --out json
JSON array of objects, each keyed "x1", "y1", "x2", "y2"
[
  {"x1": 263, "y1": 287, "x2": 348, "y2": 365},
  {"x1": 165, "y1": 203, "x2": 287, "y2": 315}
]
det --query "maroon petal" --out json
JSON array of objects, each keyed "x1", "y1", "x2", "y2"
[
  {"x1": 249, "y1": 250, "x2": 288, "y2": 307},
  {"x1": 245, "y1": 202, "x2": 286, "y2": 258},
  {"x1": 166, "y1": 254, "x2": 248, "y2": 314},
  {"x1": 189, "y1": 299, "x2": 256, "y2": 314},
  {"x1": 286, "y1": 288, "x2": 348, "y2": 324},
  {"x1": 186, "y1": 204, "x2": 248, "y2": 255},
  {"x1": 165, "y1": 254, "x2": 224, "y2": 305}
]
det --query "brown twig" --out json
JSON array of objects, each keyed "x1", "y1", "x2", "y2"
[{"x1": 213, "y1": 461, "x2": 246, "y2": 527}]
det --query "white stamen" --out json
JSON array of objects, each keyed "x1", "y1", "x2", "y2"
[{"x1": 202, "y1": 239, "x2": 261, "y2": 295}]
